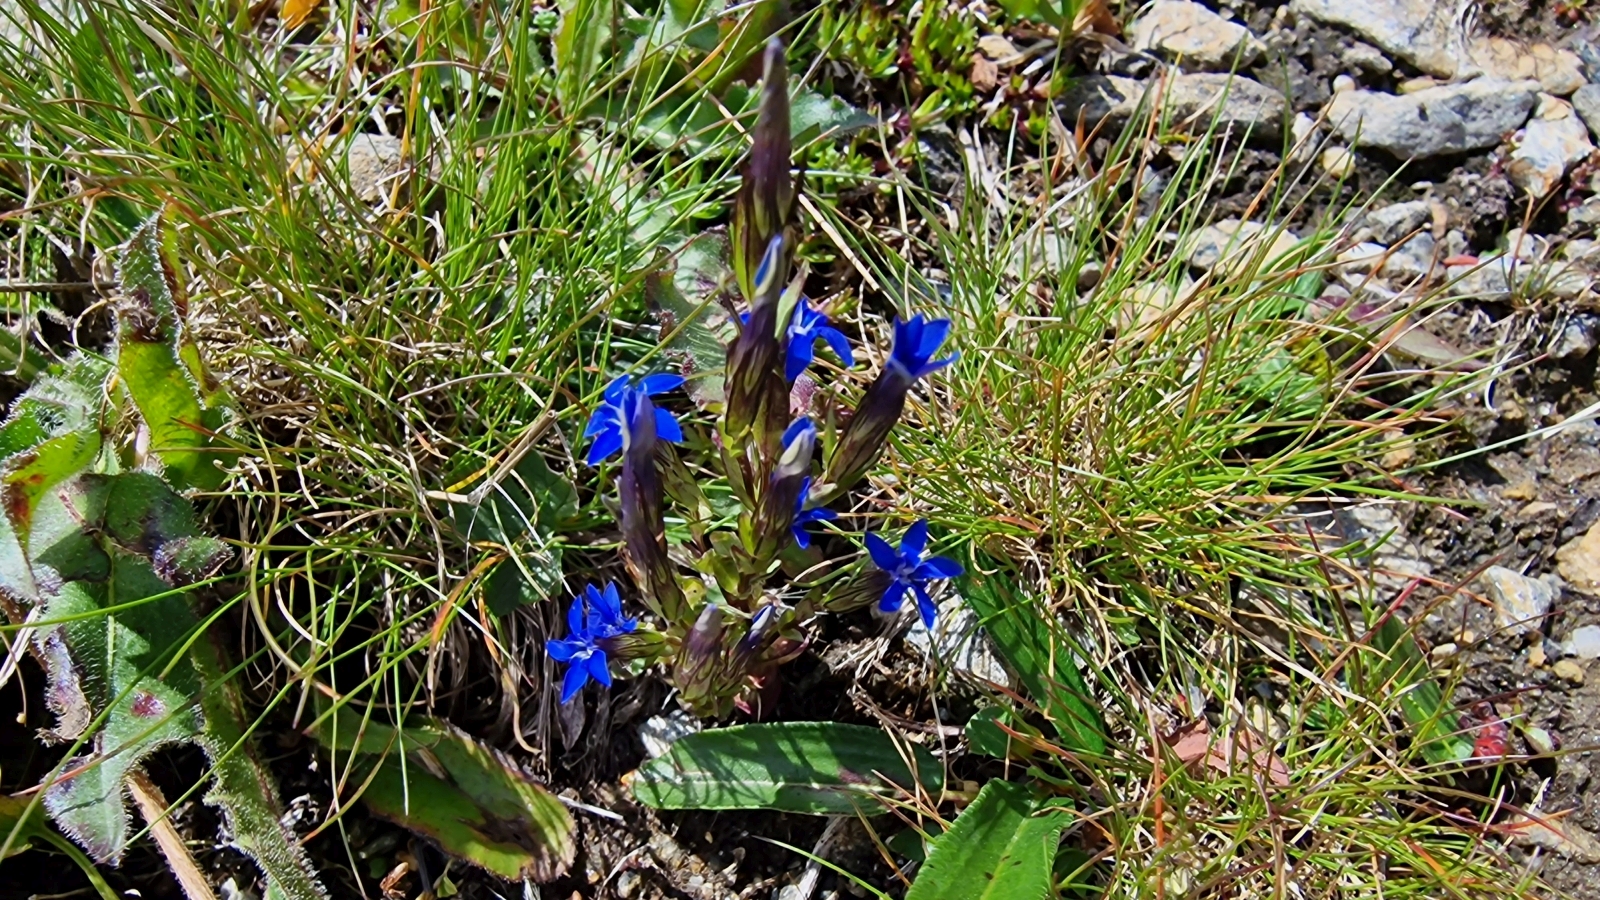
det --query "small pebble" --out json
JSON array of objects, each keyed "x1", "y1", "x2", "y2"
[
  {"x1": 1524, "y1": 725, "x2": 1559, "y2": 755},
  {"x1": 1566, "y1": 624, "x2": 1600, "y2": 659},
  {"x1": 1333, "y1": 74, "x2": 1356, "y2": 94},
  {"x1": 1553, "y1": 659, "x2": 1586, "y2": 684},
  {"x1": 1529, "y1": 642, "x2": 1548, "y2": 668},
  {"x1": 1320, "y1": 146, "x2": 1357, "y2": 178},
  {"x1": 1429, "y1": 641, "x2": 1459, "y2": 662}
]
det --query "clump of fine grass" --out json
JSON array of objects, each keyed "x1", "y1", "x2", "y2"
[
  {"x1": 803, "y1": 103, "x2": 1541, "y2": 895},
  {"x1": 0, "y1": 0, "x2": 757, "y2": 790}
]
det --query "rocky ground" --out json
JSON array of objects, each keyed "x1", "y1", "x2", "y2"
[{"x1": 1055, "y1": 0, "x2": 1600, "y2": 896}]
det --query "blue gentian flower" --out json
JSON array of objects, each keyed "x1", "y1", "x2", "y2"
[
  {"x1": 545, "y1": 583, "x2": 639, "y2": 703},
  {"x1": 885, "y1": 315, "x2": 957, "y2": 383},
  {"x1": 785, "y1": 299, "x2": 854, "y2": 383},
  {"x1": 864, "y1": 520, "x2": 963, "y2": 628},
  {"x1": 584, "y1": 373, "x2": 685, "y2": 465},
  {"x1": 791, "y1": 477, "x2": 836, "y2": 548}
]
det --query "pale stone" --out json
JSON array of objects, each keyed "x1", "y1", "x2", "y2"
[
  {"x1": 1290, "y1": 0, "x2": 1465, "y2": 78},
  {"x1": 1320, "y1": 146, "x2": 1357, "y2": 178},
  {"x1": 1061, "y1": 73, "x2": 1288, "y2": 141},
  {"x1": 1557, "y1": 520, "x2": 1600, "y2": 595},
  {"x1": 1129, "y1": 0, "x2": 1263, "y2": 71},
  {"x1": 1565, "y1": 624, "x2": 1600, "y2": 659},
  {"x1": 1509, "y1": 95, "x2": 1594, "y2": 198},
  {"x1": 1481, "y1": 565, "x2": 1555, "y2": 637},
  {"x1": 1553, "y1": 659, "x2": 1586, "y2": 684},
  {"x1": 1468, "y1": 36, "x2": 1586, "y2": 96}
]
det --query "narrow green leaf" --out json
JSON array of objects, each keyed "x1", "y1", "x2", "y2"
[
  {"x1": 960, "y1": 570, "x2": 1107, "y2": 756},
  {"x1": 0, "y1": 794, "x2": 120, "y2": 900},
  {"x1": 1371, "y1": 614, "x2": 1472, "y2": 765},
  {"x1": 632, "y1": 722, "x2": 943, "y2": 815},
  {"x1": 316, "y1": 711, "x2": 575, "y2": 882},
  {"x1": 906, "y1": 781, "x2": 1069, "y2": 900}
]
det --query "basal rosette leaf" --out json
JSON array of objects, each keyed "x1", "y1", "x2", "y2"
[{"x1": 115, "y1": 214, "x2": 233, "y2": 492}]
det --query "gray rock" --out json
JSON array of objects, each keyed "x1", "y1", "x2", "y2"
[
  {"x1": 904, "y1": 597, "x2": 1012, "y2": 689},
  {"x1": 1573, "y1": 83, "x2": 1600, "y2": 142},
  {"x1": 1509, "y1": 95, "x2": 1594, "y2": 197},
  {"x1": 1553, "y1": 318, "x2": 1596, "y2": 359},
  {"x1": 1361, "y1": 200, "x2": 1432, "y2": 243},
  {"x1": 1130, "y1": 0, "x2": 1263, "y2": 71},
  {"x1": 1446, "y1": 256, "x2": 1513, "y2": 300},
  {"x1": 1380, "y1": 232, "x2": 1436, "y2": 282},
  {"x1": 1569, "y1": 197, "x2": 1600, "y2": 227},
  {"x1": 1566, "y1": 624, "x2": 1600, "y2": 659},
  {"x1": 1325, "y1": 79, "x2": 1539, "y2": 158},
  {"x1": 1481, "y1": 566, "x2": 1556, "y2": 637},
  {"x1": 1061, "y1": 73, "x2": 1287, "y2": 141},
  {"x1": 639, "y1": 708, "x2": 700, "y2": 758},
  {"x1": 1289, "y1": 0, "x2": 1466, "y2": 78},
  {"x1": 1343, "y1": 41, "x2": 1394, "y2": 76}
]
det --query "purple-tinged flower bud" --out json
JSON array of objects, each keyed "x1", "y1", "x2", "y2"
[
  {"x1": 724, "y1": 236, "x2": 789, "y2": 445},
  {"x1": 619, "y1": 389, "x2": 685, "y2": 621},
  {"x1": 675, "y1": 602, "x2": 735, "y2": 718},
  {"x1": 731, "y1": 39, "x2": 795, "y2": 305},
  {"x1": 820, "y1": 568, "x2": 893, "y2": 615},
  {"x1": 750, "y1": 417, "x2": 816, "y2": 559},
  {"x1": 735, "y1": 603, "x2": 780, "y2": 661},
  {"x1": 818, "y1": 315, "x2": 957, "y2": 502}
]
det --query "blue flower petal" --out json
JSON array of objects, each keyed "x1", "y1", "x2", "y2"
[
  {"x1": 820, "y1": 326, "x2": 855, "y2": 368},
  {"x1": 782, "y1": 417, "x2": 814, "y2": 448},
  {"x1": 654, "y1": 407, "x2": 684, "y2": 444},
  {"x1": 917, "y1": 317, "x2": 951, "y2": 360},
  {"x1": 915, "y1": 555, "x2": 964, "y2": 579},
  {"x1": 900, "y1": 520, "x2": 929, "y2": 560},
  {"x1": 865, "y1": 532, "x2": 901, "y2": 572},
  {"x1": 639, "y1": 373, "x2": 685, "y2": 395},
  {"x1": 785, "y1": 337, "x2": 816, "y2": 383},
  {"x1": 560, "y1": 664, "x2": 589, "y2": 703},
  {"x1": 567, "y1": 594, "x2": 585, "y2": 635},
  {"x1": 585, "y1": 427, "x2": 624, "y2": 465},
  {"x1": 792, "y1": 523, "x2": 813, "y2": 549},
  {"x1": 583, "y1": 407, "x2": 614, "y2": 438},
  {"x1": 601, "y1": 375, "x2": 631, "y2": 402},
  {"x1": 585, "y1": 651, "x2": 613, "y2": 688},
  {"x1": 879, "y1": 580, "x2": 909, "y2": 614},
  {"x1": 913, "y1": 584, "x2": 937, "y2": 629},
  {"x1": 545, "y1": 638, "x2": 582, "y2": 662}
]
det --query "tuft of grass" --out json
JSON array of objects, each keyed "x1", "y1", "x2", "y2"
[{"x1": 809, "y1": 102, "x2": 1539, "y2": 895}]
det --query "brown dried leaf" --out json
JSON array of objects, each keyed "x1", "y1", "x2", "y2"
[{"x1": 1164, "y1": 718, "x2": 1289, "y2": 787}]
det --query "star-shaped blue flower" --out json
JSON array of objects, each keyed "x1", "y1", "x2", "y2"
[
  {"x1": 785, "y1": 298, "x2": 854, "y2": 383},
  {"x1": 545, "y1": 582, "x2": 638, "y2": 703},
  {"x1": 865, "y1": 520, "x2": 963, "y2": 628},
  {"x1": 791, "y1": 477, "x2": 836, "y2": 548},
  {"x1": 584, "y1": 373, "x2": 685, "y2": 465},
  {"x1": 885, "y1": 315, "x2": 957, "y2": 382}
]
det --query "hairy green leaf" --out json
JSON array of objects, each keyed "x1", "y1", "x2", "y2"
[
  {"x1": 632, "y1": 722, "x2": 943, "y2": 814},
  {"x1": 648, "y1": 232, "x2": 734, "y2": 408},
  {"x1": 906, "y1": 781, "x2": 1069, "y2": 900},
  {"x1": 115, "y1": 215, "x2": 230, "y2": 492},
  {"x1": 40, "y1": 562, "x2": 202, "y2": 863},
  {"x1": 191, "y1": 634, "x2": 328, "y2": 900}
]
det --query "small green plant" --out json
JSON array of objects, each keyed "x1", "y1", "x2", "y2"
[
  {"x1": 0, "y1": 214, "x2": 323, "y2": 898},
  {"x1": 543, "y1": 40, "x2": 964, "y2": 718}
]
